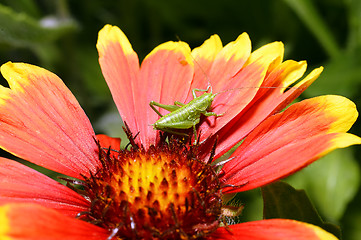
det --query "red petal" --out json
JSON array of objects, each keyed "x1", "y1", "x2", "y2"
[
  {"x1": 212, "y1": 64, "x2": 322, "y2": 159},
  {"x1": 190, "y1": 33, "x2": 251, "y2": 96},
  {"x1": 193, "y1": 40, "x2": 285, "y2": 143},
  {"x1": 221, "y1": 95, "x2": 361, "y2": 192},
  {"x1": 0, "y1": 62, "x2": 99, "y2": 178},
  {"x1": 183, "y1": 34, "x2": 254, "y2": 141},
  {"x1": 96, "y1": 134, "x2": 121, "y2": 158},
  {"x1": 197, "y1": 62, "x2": 266, "y2": 141},
  {"x1": 96, "y1": 134, "x2": 121, "y2": 151},
  {"x1": 136, "y1": 41, "x2": 194, "y2": 146},
  {"x1": 0, "y1": 158, "x2": 89, "y2": 217},
  {"x1": 97, "y1": 25, "x2": 195, "y2": 147},
  {"x1": 211, "y1": 219, "x2": 337, "y2": 240},
  {"x1": 0, "y1": 203, "x2": 108, "y2": 240},
  {"x1": 97, "y1": 25, "x2": 141, "y2": 143}
]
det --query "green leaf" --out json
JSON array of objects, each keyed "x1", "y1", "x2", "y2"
[
  {"x1": 346, "y1": 0, "x2": 361, "y2": 49},
  {"x1": 286, "y1": 148, "x2": 360, "y2": 222},
  {"x1": 262, "y1": 181, "x2": 341, "y2": 239},
  {"x1": 282, "y1": 0, "x2": 341, "y2": 58},
  {"x1": 2, "y1": 0, "x2": 41, "y2": 18},
  {"x1": 0, "y1": 4, "x2": 77, "y2": 48},
  {"x1": 305, "y1": 48, "x2": 361, "y2": 98},
  {"x1": 262, "y1": 181, "x2": 322, "y2": 223}
]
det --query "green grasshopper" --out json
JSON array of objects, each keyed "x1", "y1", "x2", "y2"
[{"x1": 150, "y1": 85, "x2": 221, "y2": 144}]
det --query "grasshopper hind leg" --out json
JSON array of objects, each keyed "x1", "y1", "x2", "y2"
[{"x1": 149, "y1": 101, "x2": 182, "y2": 117}]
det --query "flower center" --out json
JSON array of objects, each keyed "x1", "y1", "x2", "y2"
[{"x1": 80, "y1": 140, "x2": 222, "y2": 239}]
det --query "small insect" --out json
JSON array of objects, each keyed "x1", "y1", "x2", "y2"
[{"x1": 150, "y1": 84, "x2": 222, "y2": 144}]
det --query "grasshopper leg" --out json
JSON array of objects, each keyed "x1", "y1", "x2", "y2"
[
  {"x1": 204, "y1": 111, "x2": 223, "y2": 117},
  {"x1": 150, "y1": 101, "x2": 181, "y2": 117},
  {"x1": 192, "y1": 124, "x2": 198, "y2": 145},
  {"x1": 149, "y1": 101, "x2": 163, "y2": 117},
  {"x1": 192, "y1": 86, "x2": 210, "y2": 98},
  {"x1": 174, "y1": 101, "x2": 185, "y2": 107}
]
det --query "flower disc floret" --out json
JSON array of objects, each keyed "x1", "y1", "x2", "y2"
[{"x1": 79, "y1": 140, "x2": 222, "y2": 239}]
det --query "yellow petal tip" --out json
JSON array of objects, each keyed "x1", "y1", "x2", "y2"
[
  {"x1": 308, "y1": 224, "x2": 338, "y2": 240},
  {"x1": 221, "y1": 32, "x2": 251, "y2": 62},
  {"x1": 145, "y1": 41, "x2": 193, "y2": 67},
  {"x1": 331, "y1": 133, "x2": 361, "y2": 149},
  {"x1": 191, "y1": 34, "x2": 223, "y2": 62},
  {"x1": 97, "y1": 24, "x2": 134, "y2": 57},
  {"x1": 0, "y1": 205, "x2": 11, "y2": 240}
]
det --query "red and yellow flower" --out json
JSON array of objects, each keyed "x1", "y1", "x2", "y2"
[{"x1": 0, "y1": 24, "x2": 359, "y2": 239}]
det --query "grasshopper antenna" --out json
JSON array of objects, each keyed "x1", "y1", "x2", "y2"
[{"x1": 213, "y1": 85, "x2": 303, "y2": 97}]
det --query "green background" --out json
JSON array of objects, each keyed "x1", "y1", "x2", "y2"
[{"x1": 0, "y1": 0, "x2": 360, "y2": 239}]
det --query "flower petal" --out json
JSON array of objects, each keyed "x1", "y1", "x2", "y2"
[
  {"x1": 97, "y1": 25, "x2": 195, "y2": 147},
  {"x1": 191, "y1": 34, "x2": 223, "y2": 84},
  {"x1": 97, "y1": 25, "x2": 140, "y2": 142},
  {"x1": 187, "y1": 33, "x2": 252, "y2": 101},
  {"x1": 138, "y1": 41, "x2": 194, "y2": 146},
  {"x1": 245, "y1": 41, "x2": 284, "y2": 69},
  {"x1": 96, "y1": 134, "x2": 121, "y2": 158},
  {"x1": 96, "y1": 134, "x2": 121, "y2": 151},
  {"x1": 197, "y1": 41, "x2": 285, "y2": 143},
  {"x1": 0, "y1": 62, "x2": 99, "y2": 178},
  {"x1": 0, "y1": 203, "x2": 108, "y2": 240},
  {"x1": 0, "y1": 158, "x2": 89, "y2": 217},
  {"x1": 212, "y1": 219, "x2": 337, "y2": 240},
  {"x1": 212, "y1": 64, "x2": 322, "y2": 159},
  {"x1": 221, "y1": 95, "x2": 361, "y2": 192},
  {"x1": 207, "y1": 33, "x2": 252, "y2": 90}
]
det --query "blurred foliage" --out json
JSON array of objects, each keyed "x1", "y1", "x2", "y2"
[
  {"x1": 287, "y1": 148, "x2": 360, "y2": 222},
  {"x1": 262, "y1": 181, "x2": 341, "y2": 239},
  {"x1": 0, "y1": 0, "x2": 361, "y2": 239}
]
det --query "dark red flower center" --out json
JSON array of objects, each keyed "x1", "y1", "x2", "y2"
[{"x1": 79, "y1": 139, "x2": 223, "y2": 239}]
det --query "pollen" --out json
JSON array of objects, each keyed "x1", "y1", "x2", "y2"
[{"x1": 79, "y1": 139, "x2": 222, "y2": 239}]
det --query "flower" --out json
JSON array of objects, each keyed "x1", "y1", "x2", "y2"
[{"x1": 0, "y1": 24, "x2": 360, "y2": 239}]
